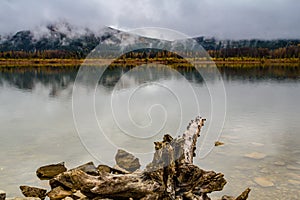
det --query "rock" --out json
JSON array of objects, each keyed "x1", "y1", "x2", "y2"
[
  {"x1": 19, "y1": 186, "x2": 47, "y2": 200},
  {"x1": 46, "y1": 186, "x2": 72, "y2": 200},
  {"x1": 244, "y1": 152, "x2": 266, "y2": 160},
  {"x1": 254, "y1": 177, "x2": 274, "y2": 187},
  {"x1": 71, "y1": 162, "x2": 98, "y2": 176},
  {"x1": 259, "y1": 168, "x2": 269, "y2": 173},
  {"x1": 10, "y1": 198, "x2": 40, "y2": 200},
  {"x1": 288, "y1": 179, "x2": 300, "y2": 185},
  {"x1": 36, "y1": 162, "x2": 67, "y2": 179},
  {"x1": 115, "y1": 149, "x2": 141, "y2": 172},
  {"x1": 215, "y1": 141, "x2": 224, "y2": 146},
  {"x1": 234, "y1": 166, "x2": 250, "y2": 170},
  {"x1": 286, "y1": 172, "x2": 300, "y2": 180},
  {"x1": 273, "y1": 161, "x2": 285, "y2": 166},
  {"x1": 287, "y1": 165, "x2": 300, "y2": 170},
  {"x1": 0, "y1": 190, "x2": 6, "y2": 200},
  {"x1": 250, "y1": 142, "x2": 264, "y2": 147}
]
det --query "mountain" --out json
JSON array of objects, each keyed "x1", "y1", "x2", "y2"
[
  {"x1": 0, "y1": 22, "x2": 299, "y2": 59},
  {"x1": 0, "y1": 22, "x2": 121, "y2": 56}
]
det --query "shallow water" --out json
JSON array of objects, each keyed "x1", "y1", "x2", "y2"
[{"x1": 0, "y1": 65, "x2": 299, "y2": 199}]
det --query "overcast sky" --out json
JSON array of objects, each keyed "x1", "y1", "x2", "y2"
[{"x1": 1, "y1": 0, "x2": 300, "y2": 39}]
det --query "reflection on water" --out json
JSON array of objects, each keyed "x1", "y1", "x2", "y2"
[{"x1": 0, "y1": 65, "x2": 300, "y2": 199}]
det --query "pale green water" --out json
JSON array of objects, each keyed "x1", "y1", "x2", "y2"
[{"x1": 0, "y1": 66, "x2": 299, "y2": 199}]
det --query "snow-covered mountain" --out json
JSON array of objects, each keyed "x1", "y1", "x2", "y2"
[
  {"x1": 0, "y1": 22, "x2": 299, "y2": 56},
  {"x1": 0, "y1": 22, "x2": 122, "y2": 53}
]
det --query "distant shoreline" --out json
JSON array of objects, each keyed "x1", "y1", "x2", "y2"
[{"x1": 0, "y1": 58, "x2": 299, "y2": 67}]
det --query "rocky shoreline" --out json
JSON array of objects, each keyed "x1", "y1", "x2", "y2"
[{"x1": 1, "y1": 117, "x2": 250, "y2": 200}]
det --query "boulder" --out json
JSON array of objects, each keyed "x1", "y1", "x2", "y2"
[
  {"x1": 36, "y1": 162, "x2": 67, "y2": 179},
  {"x1": 19, "y1": 186, "x2": 47, "y2": 200},
  {"x1": 115, "y1": 149, "x2": 141, "y2": 172}
]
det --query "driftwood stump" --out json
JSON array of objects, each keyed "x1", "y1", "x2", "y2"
[{"x1": 20, "y1": 116, "x2": 250, "y2": 200}]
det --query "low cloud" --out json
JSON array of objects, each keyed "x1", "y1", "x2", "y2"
[{"x1": 0, "y1": 0, "x2": 299, "y2": 39}]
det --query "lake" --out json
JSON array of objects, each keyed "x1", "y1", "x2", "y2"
[{"x1": 0, "y1": 65, "x2": 299, "y2": 199}]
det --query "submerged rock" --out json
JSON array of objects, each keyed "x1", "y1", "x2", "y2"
[
  {"x1": 273, "y1": 161, "x2": 285, "y2": 166},
  {"x1": 254, "y1": 177, "x2": 274, "y2": 187},
  {"x1": 250, "y1": 142, "x2": 264, "y2": 147},
  {"x1": 288, "y1": 179, "x2": 300, "y2": 185},
  {"x1": 19, "y1": 186, "x2": 47, "y2": 200},
  {"x1": 36, "y1": 162, "x2": 67, "y2": 179},
  {"x1": 286, "y1": 165, "x2": 300, "y2": 170},
  {"x1": 115, "y1": 149, "x2": 141, "y2": 172},
  {"x1": 8, "y1": 198, "x2": 40, "y2": 200},
  {"x1": 244, "y1": 152, "x2": 266, "y2": 160},
  {"x1": 0, "y1": 190, "x2": 6, "y2": 200},
  {"x1": 215, "y1": 141, "x2": 225, "y2": 146},
  {"x1": 286, "y1": 172, "x2": 300, "y2": 180}
]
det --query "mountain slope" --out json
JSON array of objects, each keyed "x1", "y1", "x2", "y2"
[{"x1": 0, "y1": 22, "x2": 299, "y2": 59}]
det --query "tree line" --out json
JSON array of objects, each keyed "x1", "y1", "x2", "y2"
[{"x1": 1, "y1": 45, "x2": 300, "y2": 59}]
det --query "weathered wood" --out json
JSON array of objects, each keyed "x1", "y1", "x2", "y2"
[
  {"x1": 53, "y1": 117, "x2": 229, "y2": 200},
  {"x1": 28, "y1": 116, "x2": 249, "y2": 200},
  {"x1": 69, "y1": 170, "x2": 162, "y2": 199},
  {"x1": 221, "y1": 188, "x2": 251, "y2": 200},
  {"x1": 235, "y1": 188, "x2": 251, "y2": 200},
  {"x1": 0, "y1": 190, "x2": 6, "y2": 200},
  {"x1": 182, "y1": 117, "x2": 206, "y2": 164},
  {"x1": 70, "y1": 162, "x2": 98, "y2": 176}
]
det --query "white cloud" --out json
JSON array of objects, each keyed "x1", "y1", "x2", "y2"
[{"x1": 0, "y1": 0, "x2": 299, "y2": 39}]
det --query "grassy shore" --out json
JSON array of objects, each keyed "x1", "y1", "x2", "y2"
[{"x1": 0, "y1": 58, "x2": 299, "y2": 67}]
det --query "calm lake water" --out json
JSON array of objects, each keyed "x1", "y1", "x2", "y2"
[{"x1": 0, "y1": 65, "x2": 299, "y2": 199}]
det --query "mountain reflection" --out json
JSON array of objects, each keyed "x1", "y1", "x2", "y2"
[{"x1": 0, "y1": 65, "x2": 299, "y2": 96}]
